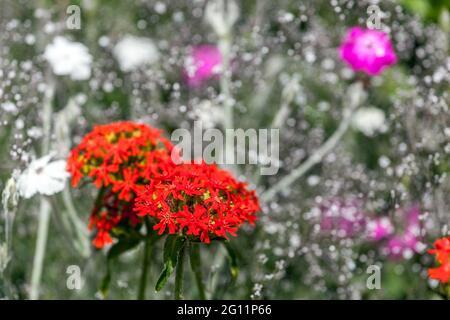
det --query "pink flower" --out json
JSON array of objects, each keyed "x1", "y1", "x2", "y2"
[
  {"x1": 366, "y1": 217, "x2": 394, "y2": 241},
  {"x1": 184, "y1": 45, "x2": 222, "y2": 87},
  {"x1": 381, "y1": 205, "x2": 424, "y2": 260},
  {"x1": 385, "y1": 232, "x2": 421, "y2": 260},
  {"x1": 318, "y1": 198, "x2": 366, "y2": 238},
  {"x1": 339, "y1": 27, "x2": 397, "y2": 76}
]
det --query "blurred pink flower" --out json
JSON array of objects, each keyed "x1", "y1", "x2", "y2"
[
  {"x1": 366, "y1": 217, "x2": 394, "y2": 241},
  {"x1": 339, "y1": 27, "x2": 397, "y2": 76},
  {"x1": 319, "y1": 198, "x2": 366, "y2": 238},
  {"x1": 184, "y1": 45, "x2": 222, "y2": 87},
  {"x1": 381, "y1": 205, "x2": 424, "y2": 260},
  {"x1": 385, "y1": 229, "x2": 422, "y2": 260}
]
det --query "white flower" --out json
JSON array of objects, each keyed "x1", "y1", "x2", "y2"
[
  {"x1": 205, "y1": 0, "x2": 239, "y2": 37},
  {"x1": 2, "y1": 174, "x2": 19, "y2": 212},
  {"x1": 43, "y1": 36, "x2": 92, "y2": 80},
  {"x1": 193, "y1": 100, "x2": 224, "y2": 129},
  {"x1": 113, "y1": 35, "x2": 159, "y2": 72},
  {"x1": 1, "y1": 101, "x2": 18, "y2": 114},
  {"x1": 352, "y1": 107, "x2": 386, "y2": 136},
  {"x1": 17, "y1": 154, "x2": 69, "y2": 199}
]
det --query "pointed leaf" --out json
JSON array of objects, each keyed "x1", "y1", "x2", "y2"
[
  {"x1": 155, "y1": 235, "x2": 185, "y2": 291},
  {"x1": 223, "y1": 241, "x2": 239, "y2": 280}
]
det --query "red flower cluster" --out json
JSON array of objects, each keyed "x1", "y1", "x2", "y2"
[
  {"x1": 428, "y1": 236, "x2": 450, "y2": 283},
  {"x1": 68, "y1": 121, "x2": 260, "y2": 248},
  {"x1": 67, "y1": 121, "x2": 174, "y2": 248},
  {"x1": 134, "y1": 161, "x2": 260, "y2": 243},
  {"x1": 88, "y1": 191, "x2": 141, "y2": 248}
]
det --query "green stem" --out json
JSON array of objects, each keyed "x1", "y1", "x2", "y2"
[
  {"x1": 174, "y1": 243, "x2": 186, "y2": 300},
  {"x1": 260, "y1": 82, "x2": 364, "y2": 202},
  {"x1": 93, "y1": 187, "x2": 106, "y2": 211},
  {"x1": 62, "y1": 188, "x2": 90, "y2": 257},
  {"x1": 190, "y1": 244, "x2": 206, "y2": 300},
  {"x1": 209, "y1": 244, "x2": 226, "y2": 297},
  {"x1": 30, "y1": 198, "x2": 51, "y2": 300},
  {"x1": 30, "y1": 77, "x2": 54, "y2": 300},
  {"x1": 218, "y1": 32, "x2": 239, "y2": 176},
  {"x1": 137, "y1": 223, "x2": 153, "y2": 300}
]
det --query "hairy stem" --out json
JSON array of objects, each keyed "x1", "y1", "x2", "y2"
[
  {"x1": 62, "y1": 188, "x2": 90, "y2": 257},
  {"x1": 253, "y1": 77, "x2": 299, "y2": 185},
  {"x1": 30, "y1": 79, "x2": 54, "y2": 300},
  {"x1": 261, "y1": 83, "x2": 364, "y2": 202},
  {"x1": 30, "y1": 198, "x2": 51, "y2": 300},
  {"x1": 270, "y1": 77, "x2": 299, "y2": 129},
  {"x1": 218, "y1": 32, "x2": 239, "y2": 176}
]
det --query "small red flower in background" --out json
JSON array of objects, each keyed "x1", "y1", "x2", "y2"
[
  {"x1": 134, "y1": 161, "x2": 260, "y2": 243},
  {"x1": 67, "y1": 121, "x2": 174, "y2": 248},
  {"x1": 428, "y1": 236, "x2": 450, "y2": 283}
]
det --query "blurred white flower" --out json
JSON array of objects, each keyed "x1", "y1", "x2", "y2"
[
  {"x1": 193, "y1": 100, "x2": 224, "y2": 129},
  {"x1": 43, "y1": 36, "x2": 92, "y2": 80},
  {"x1": 17, "y1": 154, "x2": 69, "y2": 199},
  {"x1": 352, "y1": 107, "x2": 386, "y2": 136},
  {"x1": 2, "y1": 174, "x2": 19, "y2": 212},
  {"x1": 113, "y1": 35, "x2": 159, "y2": 72},
  {"x1": 1, "y1": 101, "x2": 18, "y2": 114},
  {"x1": 205, "y1": 0, "x2": 239, "y2": 37}
]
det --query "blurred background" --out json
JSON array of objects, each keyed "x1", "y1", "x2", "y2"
[{"x1": 0, "y1": 0, "x2": 449, "y2": 299}]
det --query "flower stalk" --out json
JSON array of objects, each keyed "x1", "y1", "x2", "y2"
[
  {"x1": 209, "y1": 0, "x2": 239, "y2": 176},
  {"x1": 219, "y1": 34, "x2": 236, "y2": 176},
  {"x1": 137, "y1": 219, "x2": 153, "y2": 300},
  {"x1": 61, "y1": 188, "x2": 90, "y2": 257},
  {"x1": 30, "y1": 198, "x2": 51, "y2": 300},
  {"x1": 190, "y1": 243, "x2": 206, "y2": 299},
  {"x1": 30, "y1": 79, "x2": 54, "y2": 300},
  {"x1": 261, "y1": 82, "x2": 365, "y2": 202}
]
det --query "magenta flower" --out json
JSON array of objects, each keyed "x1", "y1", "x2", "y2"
[
  {"x1": 339, "y1": 27, "x2": 397, "y2": 76},
  {"x1": 385, "y1": 232, "x2": 421, "y2": 260},
  {"x1": 366, "y1": 217, "x2": 394, "y2": 241},
  {"x1": 378, "y1": 205, "x2": 424, "y2": 260},
  {"x1": 318, "y1": 198, "x2": 366, "y2": 238},
  {"x1": 183, "y1": 45, "x2": 222, "y2": 87}
]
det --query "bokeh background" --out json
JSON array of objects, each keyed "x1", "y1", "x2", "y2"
[{"x1": 0, "y1": 0, "x2": 449, "y2": 299}]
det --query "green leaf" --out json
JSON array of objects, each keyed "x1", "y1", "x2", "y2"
[
  {"x1": 163, "y1": 234, "x2": 177, "y2": 261},
  {"x1": 108, "y1": 238, "x2": 141, "y2": 260},
  {"x1": 223, "y1": 241, "x2": 239, "y2": 281},
  {"x1": 155, "y1": 235, "x2": 185, "y2": 292},
  {"x1": 174, "y1": 244, "x2": 186, "y2": 300},
  {"x1": 99, "y1": 270, "x2": 111, "y2": 298},
  {"x1": 189, "y1": 244, "x2": 206, "y2": 299},
  {"x1": 99, "y1": 237, "x2": 140, "y2": 297},
  {"x1": 189, "y1": 244, "x2": 201, "y2": 272}
]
